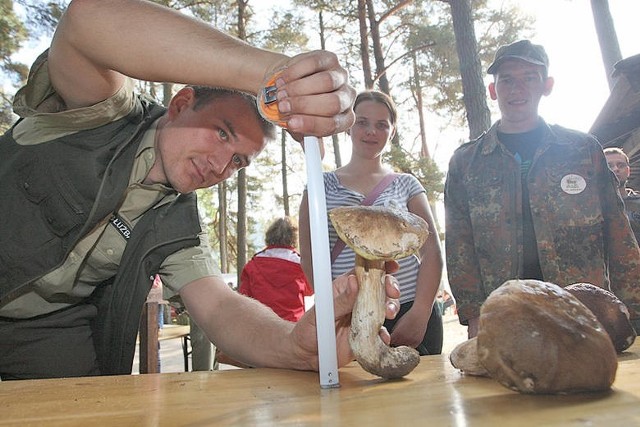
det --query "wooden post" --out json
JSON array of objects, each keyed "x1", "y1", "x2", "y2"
[{"x1": 139, "y1": 301, "x2": 160, "y2": 374}]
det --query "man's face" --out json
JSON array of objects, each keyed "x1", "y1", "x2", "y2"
[
  {"x1": 605, "y1": 152, "x2": 630, "y2": 187},
  {"x1": 488, "y1": 59, "x2": 553, "y2": 133},
  {"x1": 152, "y1": 89, "x2": 268, "y2": 193}
]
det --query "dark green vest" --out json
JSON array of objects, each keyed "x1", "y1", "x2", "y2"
[
  {"x1": 0, "y1": 97, "x2": 202, "y2": 374},
  {"x1": 91, "y1": 192, "x2": 201, "y2": 374}
]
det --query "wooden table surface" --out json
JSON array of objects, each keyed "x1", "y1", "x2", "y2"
[{"x1": 3, "y1": 342, "x2": 640, "y2": 426}]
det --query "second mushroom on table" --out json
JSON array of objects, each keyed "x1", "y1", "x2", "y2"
[{"x1": 329, "y1": 205, "x2": 430, "y2": 379}]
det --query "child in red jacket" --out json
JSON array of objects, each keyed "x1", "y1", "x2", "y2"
[{"x1": 239, "y1": 217, "x2": 313, "y2": 322}]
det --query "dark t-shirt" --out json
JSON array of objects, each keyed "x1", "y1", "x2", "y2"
[{"x1": 498, "y1": 125, "x2": 545, "y2": 280}]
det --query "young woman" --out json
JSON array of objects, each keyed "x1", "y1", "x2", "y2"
[{"x1": 299, "y1": 90, "x2": 444, "y2": 355}]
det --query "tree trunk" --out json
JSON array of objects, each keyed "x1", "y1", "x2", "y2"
[
  {"x1": 281, "y1": 129, "x2": 290, "y2": 216},
  {"x1": 366, "y1": 0, "x2": 403, "y2": 146},
  {"x1": 332, "y1": 135, "x2": 342, "y2": 168},
  {"x1": 366, "y1": 0, "x2": 390, "y2": 94},
  {"x1": 218, "y1": 182, "x2": 228, "y2": 274},
  {"x1": 237, "y1": 169, "x2": 247, "y2": 278},
  {"x1": 162, "y1": 83, "x2": 173, "y2": 107},
  {"x1": 318, "y1": 9, "x2": 326, "y2": 50},
  {"x1": 236, "y1": 0, "x2": 248, "y2": 278},
  {"x1": 412, "y1": 52, "x2": 430, "y2": 159},
  {"x1": 590, "y1": 0, "x2": 622, "y2": 90},
  {"x1": 447, "y1": 0, "x2": 491, "y2": 139},
  {"x1": 318, "y1": 9, "x2": 342, "y2": 168},
  {"x1": 358, "y1": 0, "x2": 374, "y2": 89}
]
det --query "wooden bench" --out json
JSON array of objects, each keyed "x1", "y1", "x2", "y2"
[{"x1": 138, "y1": 301, "x2": 191, "y2": 374}]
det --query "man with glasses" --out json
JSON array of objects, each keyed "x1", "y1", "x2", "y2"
[{"x1": 604, "y1": 147, "x2": 640, "y2": 244}]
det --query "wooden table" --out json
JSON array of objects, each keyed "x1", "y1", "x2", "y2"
[{"x1": 3, "y1": 343, "x2": 640, "y2": 426}]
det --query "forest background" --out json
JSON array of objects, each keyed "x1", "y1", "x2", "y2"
[{"x1": 2, "y1": 0, "x2": 639, "y2": 283}]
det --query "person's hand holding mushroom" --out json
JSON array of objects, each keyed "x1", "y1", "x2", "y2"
[{"x1": 289, "y1": 264, "x2": 401, "y2": 370}]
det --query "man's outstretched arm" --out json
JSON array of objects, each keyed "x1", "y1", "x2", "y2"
[{"x1": 48, "y1": 0, "x2": 355, "y2": 135}]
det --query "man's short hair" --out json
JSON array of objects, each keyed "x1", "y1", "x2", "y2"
[
  {"x1": 604, "y1": 147, "x2": 630, "y2": 165},
  {"x1": 190, "y1": 86, "x2": 277, "y2": 141}
]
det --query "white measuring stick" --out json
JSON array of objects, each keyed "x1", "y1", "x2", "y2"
[{"x1": 303, "y1": 136, "x2": 340, "y2": 388}]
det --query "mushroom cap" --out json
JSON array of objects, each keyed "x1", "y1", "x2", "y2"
[
  {"x1": 329, "y1": 206, "x2": 429, "y2": 260},
  {"x1": 565, "y1": 282, "x2": 637, "y2": 352},
  {"x1": 477, "y1": 279, "x2": 617, "y2": 394}
]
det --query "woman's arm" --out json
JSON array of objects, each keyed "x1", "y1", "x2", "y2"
[{"x1": 388, "y1": 192, "x2": 443, "y2": 348}]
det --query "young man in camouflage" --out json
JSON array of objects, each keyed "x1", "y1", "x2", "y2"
[
  {"x1": 444, "y1": 40, "x2": 640, "y2": 338},
  {"x1": 604, "y1": 147, "x2": 640, "y2": 244}
]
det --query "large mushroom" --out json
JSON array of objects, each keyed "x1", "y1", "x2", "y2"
[
  {"x1": 450, "y1": 279, "x2": 618, "y2": 394},
  {"x1": 329, "y1": 205, "x2": 430, "y2": 379}
]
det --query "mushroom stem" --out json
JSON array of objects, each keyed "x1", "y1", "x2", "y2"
[{"x1": 349, "y1": 256, "x2": 420, "y2": 379}]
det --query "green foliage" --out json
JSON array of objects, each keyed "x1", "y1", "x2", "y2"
[
  {"x1": 245, "y1": 3, "x2": 311, "y2": 227},
  {"x1": 259, "y1": 9, "x2": 308, "y2": 53},
  {"x1": 151, "y1": 0, "x2": 241, "y2": 34},
  {"x1": 384, "y1": 143, "x2": 444, "y2": 203},
  {"x1": 14, "y1": 0, "x2": 66, "y2": 37},
  {"x1": 0, "y1": 0, "x2": 28, "y2": 84},
  {"x1": 282, "y1": 0, "x2": 533, "y2": 204},
  {"x1": 0, "y1": 88, "x2": 16, "y2": 133},
  {"x1": 397, "y1": 0, "x2": 534, "y2": 125},
  {"x1": 1, "y1": 1, "x2": 68, "y2": 129},
  {"x1": 196, "y1": 186, "x2": 228, "y2": 257},
  {"x1": 248, "y1": 129, "x2": 308, "y2": 217}
]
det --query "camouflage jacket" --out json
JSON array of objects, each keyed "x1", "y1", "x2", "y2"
[
  {"x1": 623, "y1": 188, "x2": 640, "y2": 245},
  {"x1": 444, "y1": 120, "x2": 640, "y2": 324}
]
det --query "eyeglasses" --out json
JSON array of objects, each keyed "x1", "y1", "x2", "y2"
[{"x1": 607, "y1": 161, "x2": 629, "y2": 170}]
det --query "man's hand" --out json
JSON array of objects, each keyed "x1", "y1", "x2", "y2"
[
  {"x1": 291, "y1": 266, "x2": 401, "y2": 370},
  {"x1": 261, "y1": 50, "x2": 356, "y2": 138}
]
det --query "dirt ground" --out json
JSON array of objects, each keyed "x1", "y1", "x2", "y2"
[{"x1": 441, "y1": 311, "x2": 468, "y2": 355}]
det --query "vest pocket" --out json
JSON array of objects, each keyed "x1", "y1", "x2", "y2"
[
  {"x1": 19, "y1": 157, "x2": 86, "y2": 237},
  {"x1": 40, "y1": 195, "x2": 84, "y2": 237}
]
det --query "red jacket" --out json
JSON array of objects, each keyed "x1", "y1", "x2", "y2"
[{"x1": 239, "y1": 246, "x2": 313, "y2": 322}]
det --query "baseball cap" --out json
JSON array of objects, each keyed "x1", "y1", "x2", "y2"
[{"x1": 487, "y1": 40, "x2": 549, "y2": 75}]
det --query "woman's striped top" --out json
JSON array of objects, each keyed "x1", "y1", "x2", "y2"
[{"x1": 324, "y1": 171, "x2": 425, "y2": 304}]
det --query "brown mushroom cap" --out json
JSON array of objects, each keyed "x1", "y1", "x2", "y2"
[
  {"x1": 565, "y1": 282, "x2": 637, "y2": 353},
  {"x1": 329, "y1": 206, "x2": 429, "y2": 260},
  {"x1": 477, "y1": 279, "x2": 617, "y2": 394}
]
